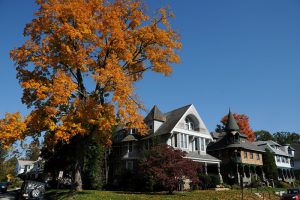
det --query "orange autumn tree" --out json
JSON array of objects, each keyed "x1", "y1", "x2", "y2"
[
  {"x1": 0, "y1": 112, "x2": 26, "y2": 149},
  {"x1": 7, "y1": 0, "x2": 181, "y2": 191},
  {"x1": 221, "y1": 113, "x2": 256, "y2": 142}
]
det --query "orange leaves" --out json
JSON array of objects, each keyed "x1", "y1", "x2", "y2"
[
  {"x1": 8, "y1": 0, "x2": 181, "y2": 148},
  {"x1": 0, "y1": 112, "x2": 26, "y2": 149}
]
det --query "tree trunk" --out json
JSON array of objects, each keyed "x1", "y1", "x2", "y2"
[
  {"x1": 74, "y1": 160, "x2": 83, "y2": 191},
  {"x1": 73, "y1": 136, "x2": 86, "y2": 192}
]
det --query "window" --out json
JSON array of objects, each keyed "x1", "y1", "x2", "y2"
[
  {"x1": 126, "y1": 160, "x2": 134, "y2": 170},
  {"x1": 180, "y1": 133, "x2": 187, "y2": 148},
  {"x1": 173, "y1": 134, "x2": 178, "y2": 147},
  {"x1": 256, "y1": 153, "x2": 260, "y2": 160},
  {"x1": 185, "y1": 117, "x2": 194, "y2": 130},
  {"x1": 195, "y1": 138, "x2": 199, "y2": 151},
  {"x1": 200, "y1": 138, "x2": 205, "y2": 151},
  {"x1": 276, "y1": 156, "x2": 280, "y2": 162},
  {"x1": 250, "y1": 152, "x2": 253, "y2": 159},
  {"x1": 244, "y1": 151, "x2": 248, "y2": 159},
  {"x1": 128, "y1": 141, "x2": 133, "y2": 152}
]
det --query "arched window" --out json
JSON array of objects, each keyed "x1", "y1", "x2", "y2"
[{"x1": 185, "y1": 117, "x2": 194, "y2": 130}]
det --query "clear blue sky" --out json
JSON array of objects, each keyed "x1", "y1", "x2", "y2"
[{"x1": 1, "y1": 0, "x2": 300, "y2": 134}]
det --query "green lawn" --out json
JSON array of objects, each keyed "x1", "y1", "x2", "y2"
[{"x1": 45, "y1": 189, "x2": 280, "y2": 200}]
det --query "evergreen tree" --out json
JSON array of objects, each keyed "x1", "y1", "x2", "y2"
[
  {"x1": 82, "y1": 138, "x2": 105, "y2": 190},
  {"x1": 263, "y1": 148, "x2": 278, "y2": 180}
]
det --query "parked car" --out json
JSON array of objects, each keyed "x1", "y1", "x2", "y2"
[
  {"x1": 0, "y1": 182, "x2": 9, "y2": 193},
  {"x1": 281, "y1": 188, "x2": 300, "y2": 200},
  {"x1": 20, "y1": 180, "x2": 45, "y2": 199}
]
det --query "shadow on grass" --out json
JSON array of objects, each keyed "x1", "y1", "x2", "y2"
[
  {"x1": 113, "y1": 191, "x2": 187, "y2": 196},
  {"x1": 45, "y1": 190, "x2": 89, "y2": 200}
]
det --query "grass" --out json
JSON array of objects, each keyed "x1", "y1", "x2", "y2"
[{"x1": 45, "y1": 189, "x2": 281, "y2": 200}]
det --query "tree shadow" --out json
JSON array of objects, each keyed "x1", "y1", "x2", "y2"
[
  {"x1": 45, "y1": 190, "x2": 90, "y2": 200},
  {"x1": 113, "y1": 191, "x2": 187, "y2": 196}
]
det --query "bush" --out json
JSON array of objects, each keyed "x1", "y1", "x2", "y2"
[
  {"x1": 198, "y1": 174, "x2": 220, "y2": 189},
  {"x1": 275, "y1": 181, "x2": 291, "y2": 188},
  {"x1": 295, "y1": 180, "x2": 300, "y2": 187},
  {"x1": 231, "y1": 184, "x2": 241, "y2": 190},
  {"x1": 250, "y1": 176, "x2": 262, "y2": 188}
]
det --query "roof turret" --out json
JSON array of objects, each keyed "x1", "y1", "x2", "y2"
[
  {"x1": 144, "y1": 105, "x2": 166, "y2": 122},
  {"x1": 225, "y1": 109, "x2": 240, "y2": 132}
]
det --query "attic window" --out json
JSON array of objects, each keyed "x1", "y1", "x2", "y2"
[
  {"x1": 185, "y1": 117, "x2": 194, "y2": 130},
  {"x1": 149, "y1": 124, "x2": 153, "y2": 129}
]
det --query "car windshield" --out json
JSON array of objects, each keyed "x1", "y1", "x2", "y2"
[{"x1": 288, "y1": 189, "x2": 300, "y2": 194}]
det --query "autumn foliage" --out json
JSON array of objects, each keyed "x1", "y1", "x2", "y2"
[
  {"x1": 2, "y1": 0, "x2": 181, "y2": 191},
  {"x1": 5, "y1": 0, "x2": 181, "y2": 149},
  {"x1": 0, "y1": 112, "x2": 26, "y2": 149},
  {"x1": 139, "y1": 144, "x2": 200, "y2": 194},
  {"x1": 221, "y1": 113, "x2": 256, "y2": 142}
]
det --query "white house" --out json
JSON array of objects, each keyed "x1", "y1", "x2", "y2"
[
  {"x1": 15, "y1": 160, "x2": 35, "y2": 175},
  {"x1": 111, "y1": 104, "x2": 222, "y2": 184},
  {"x1": 254, "y1": 140, "x2": 295, "y2": 183}
]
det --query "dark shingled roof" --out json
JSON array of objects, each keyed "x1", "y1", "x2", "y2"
[
  {"x1": 142, "y1": 104, "x2": 192, "y2": 140},
  {"x1": 225, "y1": 109, "x2": 240, "y2": 131},
  {"x1": 155, "y1": 104, "x2": 192, "y2": 136},
  {"x1": 186, "y1": 152, "x2": 221, "y2": 162},
  {"x1": 144, "y1": 105, "x2": 166, "y2": 122},
  {"x1": 207, "y1": 132, "x2": 265, "y2": 152}
]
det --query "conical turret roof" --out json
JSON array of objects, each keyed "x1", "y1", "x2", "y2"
[
  {"x1": 225, "y1": 109, "x2": 240, "y2": 131},
  {"x1": 144, "y1": 105, "x2": 166, "y2": 122}
]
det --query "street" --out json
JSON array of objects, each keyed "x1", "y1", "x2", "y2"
[{"x1": 0, "y1": 191, "x2": 17, "y2": 200}]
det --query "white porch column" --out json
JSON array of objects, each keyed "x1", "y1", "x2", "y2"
[{"x1": 218, "y1": 163, "x2": 223, "y2": 184}]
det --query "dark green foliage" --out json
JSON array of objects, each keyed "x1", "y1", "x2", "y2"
[
  {"x1": 82, "y1": 140, "x2": 105, "y2": 190},
  {"x1": 275, "y1": 181, "x2": 291, "y2": 188},
  {"x1": 273, "y1": 132, "x2": 300, "y2": 145},
  {"x1": 25, "y1": 140, "x2": 41, "y2": 161},
  {"x1": 250, "y1": 176, "x2": 262, "y2": 188},
  {"x1": 41, "y1": 136, "x2": 106, "y2": 190},
  {"x1": 254, "y1": 130, "x2": 274, "y2": 141},
  {"x1": 262, "y1": 148, "x2": 278, "y2": 180},
  {"x1": 198, "y1": 174, "x2": 220, "y2": 189}
]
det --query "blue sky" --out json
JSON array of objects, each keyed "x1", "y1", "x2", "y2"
[{"x1": 0, "y1": 0, "x2": 300, "y2": 134}]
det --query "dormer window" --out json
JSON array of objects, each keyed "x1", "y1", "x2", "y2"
[{"x1": 185, "y1": 117, "x2": 194, "y2": 130}]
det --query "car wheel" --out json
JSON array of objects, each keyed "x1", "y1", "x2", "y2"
[{"x1": 31, "y1": 189, "x2": 41, "y2": 198}]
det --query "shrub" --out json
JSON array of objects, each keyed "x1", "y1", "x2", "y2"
[
  {"x1": 250, "y1": 176, "x2": 262, "y2": 188},
  {"x1": 275, "y1": 181, "x2": 291, "y2": 188},
  {"x1": 198, "y1": 174, "x2": 220, "y2": 189}
]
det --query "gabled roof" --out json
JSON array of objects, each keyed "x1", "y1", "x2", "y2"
[
  {"x1": 225, "y1": 109, "x2": 240, "y2": 131},
  {"x1": 254, "y1": 140, "x2": 281, "y2": 147},
  {"x1": 144, "y1": 105, "x2": 166, "y2": 122},
  {"x1": 155, "y1": 104, "x2": 192, "y2": 136},
  {"x1": 254, "y1": 140, "x2": 291, "y2": 157}
]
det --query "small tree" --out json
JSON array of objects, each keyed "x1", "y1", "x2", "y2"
[
  {"x1": 263, "y1": 148, "x2": 278, "y2": 180},
  {"x1": 139, "y1": 144, "x2": 200, "y2": 194}
]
